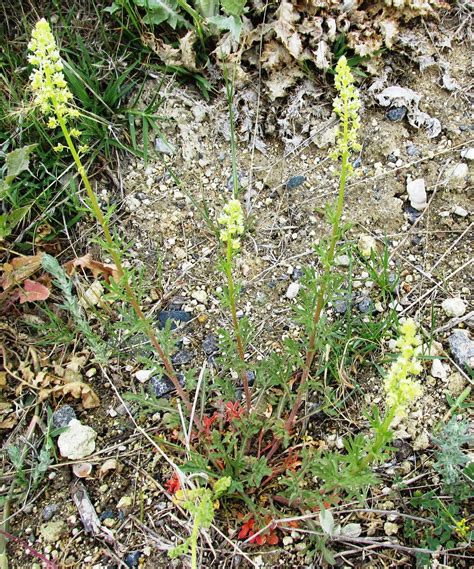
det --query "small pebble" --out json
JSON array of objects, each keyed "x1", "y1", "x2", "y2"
[
  {"x1": 52, "y1": 405, "x2": 76, "y2": 429},
  {"x1": 452, "y1": 205, "x2": 468, "y2": 217},
  {"x1": 431, "y1": 359, "x2": 448, "y2": 380},
  {"x1": 42, "y1": 505, "x2": 59, "y2": 522},
  {"x1": 157, "y1": 310, "x2": 192, "y2": 330},
  {"x1": 448, "y1": 330, "x2": 474, "y2": 369},
  {"x1": 334, "y1": 254, "x2": 350, "y2": 267},
  {"x1": 460, "y1": 147, "x2": 474, "y2": 161},
  {"x1": 124, "y1": 551, "x2": 143, "y2": 568},
  {"x1": 406, "y1": 178, "x2": 427, "y2": 211},
  {"x1": 357, "y1": 297, "x2": 372, "y2": 313},
  {"x1": 386, "y1": 107, "x2": 407, "y2": 121},
  {"x1": 285, "y1": 282, "x2": 300, "y2": 299},
  {"x1": 286, "y1": 175, "x2": 306, "y2": 190},
  {"x1": 441, "y1": 297, "x2": 466, "y2": 318}
]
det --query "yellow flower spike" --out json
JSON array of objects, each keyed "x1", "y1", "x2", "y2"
[
  {"x1": 218, "y1": 199, "x2": 244, "y2": 250},
  {"x1": 28, "y1": 18, "x2": 75, "y2": 122},
  {"x1": 331, "y1": 55, "x2": 361, "y2": 171},
  {"x1": 384, "y1": 318, "x2": 423, "y2": 420}
]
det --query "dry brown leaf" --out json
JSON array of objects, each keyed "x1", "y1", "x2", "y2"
[
  {"x1": 265, "y1": 66, "x2": 304, "y2": 100},
  {"x1": 0, "y1": 254, "x2": 43, "y2": 290},
  {"x1": 64, "y1": 253, "x2": 120, "y2": 283},
  {"x1": 43, "y1": 381, "x2": 100, "y2": 409},
  {"x1": 18, "y1": 279, "x2": 50, "y2": 304},
  {"x1": 274, "y1": 0, "x2": 303, "y2": 60}
]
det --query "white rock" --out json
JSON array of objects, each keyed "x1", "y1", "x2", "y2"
[
  {"x1": 191, "y1": 289, "x2": 208, "y2": 304},
  {"x1": 135, "y1": 369, "x2": 153, "y2": 383},
  {"x1": 285, "y1": 282, "x2": 300, "y2": 299},
  {"x1": 406, "y1": 178, "x2": 427, "y2": 210},
  {"x1": 460, "y1": 148, "x2": 474, "y2": 161},
  {"x1": 334, "y1": 254, "x2": 350, "y2": 267},
  {"x1": 358, "y1": 235, "x2": 377, "y2": 258},
  {"x1": 431, "y1": 359, "x2": 448, "y2": 380},
  {"x1": 452, "y1": 205, "x2": 469, "y2": 217},
  {"x1": 58, "y1": 420, "x2": 97, "y2": 460},
  {"x1": 441, "y1": 297, "x2": 466, "y2": 318}
]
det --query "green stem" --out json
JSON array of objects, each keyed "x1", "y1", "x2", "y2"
[
  {"x1": 55, "y1": 108, "x2": 201, "y2": 431},
  {"x1": 225, "y1": 239, "x2": 251, "y2": 412},
  {"x1": 190, "y1": 519, "x2": 199, "y2": 569}
]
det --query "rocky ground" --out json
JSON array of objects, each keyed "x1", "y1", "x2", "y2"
[{"x1": 2, "y1": 5, "x2": 473, "y2": 569}]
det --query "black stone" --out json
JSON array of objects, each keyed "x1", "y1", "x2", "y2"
[
  {"x1": 202, "y1": 334, "x2": 219, "y2": 356},
  {"x1": 99, "y1": 510, "x2": 115, "y2": 521},
  {"x1": 157, "y1": 310, "x2": 192, "y2": 330},
  {"x1": 291, "y1": 268, "x2": 304, "y2": 281},
  {"x1": 404, "y1": 205, "x2": 422, "y2": 225},
  {"x1": 171, "y1": 349, "x2": 194, "y2": 366},
  {"x1": 150, "y1": 374, "x2": 185, "y2": 399},
  {"x1": 286, "y1": 175, "x2": 306, "y2": 190},
  {"x1": 52, "y1": 405, "x2": 76, "y2": 429},
  {"x1": 386, "y1": 106, "x2": 407, "y2": 121},
  {"x1": 124, "y1": 551, "x2": 143, "y2": 568}
]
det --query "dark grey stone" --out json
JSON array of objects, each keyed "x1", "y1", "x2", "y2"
[
  {"x1": 291, "y1": 268, "x2": 304, "y2": 281},
  {"x1": 202, "y1": 334, "x2": 218, "y2": 355},
  {"x1": 334, "y1": 300, "x2": 348, "y2": 314},
  {"x1": 246, "y1": 370, "x2": 255, "y2": 387},
  {"x1": 42, "y1": 504, "x2": 59, "y2": 521},
  {"x1": 157, "y1": 310, "x2": 192, "y2": 330},
  {"x1": 404, "y1": 205, "x2": 422, "y2": 225},
  {"x1": 386, "y1": 107, "x2": 407, "y2": 121},
  {"x1": 171, "y1": 349, "x2": 194, "y2": 366},
  {"x1": 357, "y1": 297, "x2": 372, "y2": 313},
  {"x1": 124, "y1": 551, "x2": 143, "y2": 568},
  {"x1": 286, "y1": 175, "x2": 306, "y2": 190},
  {"x1": 150, "y1": 374, "x2": 185, "y2": 399},
  {"x1": 99, "y1": 510, "x2": 114, "y2": 521},
  {"x1": 448, "y1": 330, "x2": 474, "y2": 369},
  {"x1": 52, "y1": 405, "x2": 76, "y2": 429}
]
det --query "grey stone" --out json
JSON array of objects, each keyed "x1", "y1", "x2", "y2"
[
  {"x1": 406, "y1": 144, "x2": 419, "y2": 156},
  {"x1": 286, "y1": 175, "x2": 306, "y2": 190},
  {"x1": 42, "y1": 504, "x2": 59, "y2": 522},
  {"x1": 357, "y1": 297, "x2": 372, "y2": 313},
  {"x1": 52, "y1": 405, "x2": 76, "y2": 429},
  {"x1": 150, "y1": 374, "x2": 185, "y2": 399},
  {"x1": 125, "y1": 551, "x2": 143, "y2": 568},
  {"x1": 202, "y1": 334, "x2": 218, "y2": 355},
  {"x1": 386, "y1": 107, "x2": 407, "y2": 121},
  {"x1": 40, "y1": 520, "x2": 67, "y2": 543},
  {"x1": 291, "y1": 267, "x2": 304, "y2": 281},
  {"x1": 171, "y1": 349, "x2": 194, "y2": 366},
  {"x1": 157, "y1": 310, "x2": 192, "y2": 330},
  {"x1": 448, "y1": 330, "x2": 474, "y2": 369}
]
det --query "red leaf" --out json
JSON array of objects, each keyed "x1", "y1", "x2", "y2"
[
  {"x1": 266, "y1": 533, "x2": 279, "y2": 545},
  {"x1": 18, "y1": 279, "x2": 50, "y2": 303}
]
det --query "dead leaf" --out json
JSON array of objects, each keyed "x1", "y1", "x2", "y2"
[
  {"x1": 18, "y1": 279, "x2": 50, "y2": 304},
  {"x1": 274, "y1": 0, "x2": 303, "y2": 60},
  {"x1": 78, "y1": 280, "x2": 105, "y2": 309},
  {"x1": 43, "y1": 381, "x2": 100, "y2": 409},
  {"x1": 64, "y1": 253, "x2": 120, "y2": 283},
  {"x1": 0, "y1": 254, "x2": 43, "y2": 290}
]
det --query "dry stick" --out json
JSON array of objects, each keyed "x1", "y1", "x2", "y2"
[{"x1": 55, "y1": 110, "x2": 201, "y2": 431}]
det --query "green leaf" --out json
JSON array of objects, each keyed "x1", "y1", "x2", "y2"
[
  {"x1": 221, "y1": 0, "x2": 246, "y2": 17},
  {"x1": 196, "y1": 0, "x2": 218, "y2": 17},
  {"x1": 2, "y1": 144, "x2": 37, "y2": 190},
  {"x1": 319, "y1": 508, "x2": 335, "y2": 536},
  {"x1": 207, "y1": 14, "x2": 242, "y2": 40},
  {"x1": 135, "y1": 0, "x2": 188, "y2": 28},
  {"x1": 245, "y1": 457, "x2": 272, "y2": 487},
  {"x1": 213, "y1": 476, "x2": 232, "y2": 498}
]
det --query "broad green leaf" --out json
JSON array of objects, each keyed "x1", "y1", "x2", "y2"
[
  {"x1": 207, "y1": 14, "x2": 242, "y2": 40},
  {"x1": 213, "y1": 476, "x2": 231, "y2": 498},
  {"x1": 0, "y1": 206, "x2": 30, "y2": 239},
  {"x1": 319, "y1": 508, "x2": 335, "y2": 536},
  {"x1": 221, "y1": 0, "x2": 246, "y2": 17},
  {"x1": 2, "y1": 144, "x2": 37, "y2": 188}
]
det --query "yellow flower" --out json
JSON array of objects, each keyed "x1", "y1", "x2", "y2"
[
  {"x1": 454, "y1": 518, "x2": 470, "y2": 540},
  {"x1": 384, "y1": 318, "x2": 423, "y2": 419},
  {"x1": 218, "y1": 199, "x2": 244, "y2": 250},
  {"x1": 28, "y1": 19, "x2": 74, "y2": 121},
  {"x1": 331, "y1": 56, "x2": 361, "y2": 170}
]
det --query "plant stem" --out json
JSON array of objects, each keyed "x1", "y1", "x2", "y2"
[
  {"x1": 225, "y1": 239, "x2": 251, "y2": 412},
  {"x1": 267, "y1": 146, "x2": 350, "y2": 462},
  {"x1": 55, "y1": 108, "x2": 201, "y2": 431}
]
